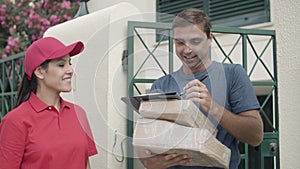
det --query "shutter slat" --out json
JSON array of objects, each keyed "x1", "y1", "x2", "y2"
[
  {"x1": 209, "y1": 1, "x2": 264, "y2": 15},
  {"x1": 209, "y1": 0, "x2": 259, "y2": 9},
  {"x1": 208, "y1": 0, "x2": 240, "y2": 8},
  {"x1": 159, "y1": 1, "x2": 203, "y2": 14},
  {"x1": 211, "y1": 8, "x2": 266, "y2": 21},
  {"x1": 157, "y1": 0, "x2": 270, "y2": 27},
  {"x1": 210, "y1": 5, "x2": 265, "y2": 18},
  {"x1": 160, "y1": 5, "x2": 203, "y2": 16},
  {"x1": 208, "y1": 0, "x2": 267, "y2": 25},
  {"x1": 157, "y1": 0, "x2": 204, "y2": 23},
  {"x1": 159, "y1": 0, "x2": 202, "y2": 9},
  {"x1": 212, "y1": 11, "x2": 269, "y2": 27}
]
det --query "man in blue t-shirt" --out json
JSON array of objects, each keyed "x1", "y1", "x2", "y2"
[{"x1": 139, "y1": 8, "x2": 263, "y2": 169}]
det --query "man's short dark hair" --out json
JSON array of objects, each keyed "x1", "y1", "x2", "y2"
[{"x1": 172, "y1": 8, "x2": 212, "y2": 38}]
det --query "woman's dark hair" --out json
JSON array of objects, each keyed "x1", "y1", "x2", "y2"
[
  {"x1": 14, "y1": 60, "x2": 51, "y2": 108},
  {"x1": 172, "y1": 8, "x2": 212, "y2": 38}
]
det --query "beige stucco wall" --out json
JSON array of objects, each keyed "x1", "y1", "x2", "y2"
[{"x1": 272, "y1": 0, "x2": 300, "y2": 168}]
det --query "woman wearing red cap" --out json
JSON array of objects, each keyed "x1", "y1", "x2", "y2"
[{"x1": 0, "y1": 37, "x2": 98, "y2": 169}]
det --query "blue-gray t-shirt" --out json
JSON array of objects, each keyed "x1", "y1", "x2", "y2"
[{"x1": 150, "y1": 61, "x2": 260, "y2": 169}]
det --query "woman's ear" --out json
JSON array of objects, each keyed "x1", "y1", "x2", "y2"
[{"x1": 33, "y1": 67, "x2": 45, "y2": 79}]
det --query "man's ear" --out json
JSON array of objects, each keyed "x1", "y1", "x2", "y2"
[
  {"x1": 208, "y1": 32, "x2": 213, "y2": 41},
  {"x1": 33, "y1": 67, "x2": 45, "y2": 79}
]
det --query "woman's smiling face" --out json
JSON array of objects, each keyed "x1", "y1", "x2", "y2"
[
  {"x1": 39, "y1": 55, "x2": 74, "y2": 93},
  {"x1": 174, "y1": 24, "x2": 212, "y2": 74}
]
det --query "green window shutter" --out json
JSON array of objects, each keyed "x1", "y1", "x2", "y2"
[
  {"x1": 157, "y1": 0, "x2": 205, "y2": 23},
  {"x1": 156, "y1": 0, "x2": 270, "y2": 27},
  {"x1": 209, "y1": 0, "x2": 270, "y2": 27}
]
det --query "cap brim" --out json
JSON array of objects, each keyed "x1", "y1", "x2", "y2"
[{"x1": 48, "y1": 41, "x2": 84, "y2": 60}]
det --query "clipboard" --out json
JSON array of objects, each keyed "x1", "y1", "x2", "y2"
[{"x1": 121, "y1": 92, "x2": 181, "y2": 113}]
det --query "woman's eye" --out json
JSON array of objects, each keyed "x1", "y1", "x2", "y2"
[{"x1": 58, "y1": 63, "x2": 65, "y2": 67}]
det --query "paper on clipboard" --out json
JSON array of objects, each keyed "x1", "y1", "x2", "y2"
[{"x1": 121, "y1": 92, "x2": 181, "y2": 113}]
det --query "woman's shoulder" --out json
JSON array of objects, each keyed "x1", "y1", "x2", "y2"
[{"x1": 1, "y1": 101, "x2": 31, "y2": 125}]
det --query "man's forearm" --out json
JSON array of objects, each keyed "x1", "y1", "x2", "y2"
[{"x1": 210, "y1": 101, "x2": 264, "y2": 146}]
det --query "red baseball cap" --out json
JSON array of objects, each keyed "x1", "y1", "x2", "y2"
[{"x1": 24, "y1": 37, "x2": 84, "y2": 80}]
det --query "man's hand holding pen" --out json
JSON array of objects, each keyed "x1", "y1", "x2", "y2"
[{"x1": 181, "y1": 75, "x2": 213, "y2": 113}]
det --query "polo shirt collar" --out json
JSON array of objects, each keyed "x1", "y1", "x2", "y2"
[{"x1": 29, "y1": 92, "x2": 70, "y2": 113}]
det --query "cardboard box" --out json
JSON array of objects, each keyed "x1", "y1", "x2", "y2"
[
  {"x1": 133, "y1": 118, "x2": 231, "y2": 169},
  {"x1": 133, "y1": 100, "x2": 231, "y2": 169},
  {"x1": 139, "y1": 99, "x2": 217, "y2": 134}
]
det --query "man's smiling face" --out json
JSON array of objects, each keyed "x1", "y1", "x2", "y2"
[{"x1": 174, "y1": 24, "x2": 212, "y2": 74}]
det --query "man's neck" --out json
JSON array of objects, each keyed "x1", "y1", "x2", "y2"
[{"x1": 183, "y1": 59, "x2": 212, "y2": 75}]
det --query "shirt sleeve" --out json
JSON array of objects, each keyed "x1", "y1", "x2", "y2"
[
  {"x1": 0, "y1": 115, "x2": 26, "y2": 169},
  {"x1": 150, "y1": 79, "x2": 163, "y2": 93},
  {"x1": 150, "y1": 75, "x2": 176, "y2": 93},
  {"x1": 229, "y1": 64, "x2": 260, "y2": 114},
  {"x1": 74, "y1": 105, "x2": 98, "y2": 157}
]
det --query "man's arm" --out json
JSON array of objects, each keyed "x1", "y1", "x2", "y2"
[
  {"x1": 210, "y1": 101, "x2": 263, "y2": 146},
  {"x1": 184, "y1": 79, "x2": 264, "y2": 146}
]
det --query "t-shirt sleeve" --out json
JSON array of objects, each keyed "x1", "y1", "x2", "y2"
[
  {"x1": 150, "y1": 75, "x2": 176, "y2": 93},
  {"x1": 87, "y1": 133, "x2": 98, "y2": 156},
  {"x1": 0, "y1": 115, "x2": 26, "y2": 169},
  {"x1": 150, "y1": 79, "x2": 163, "y2": 93},
  {"x1": 229, "y1": 65, "x2": 260, "y2": 114},
  {"x1": 74, "y1": 105, "x2": 98, "y2": 157}
]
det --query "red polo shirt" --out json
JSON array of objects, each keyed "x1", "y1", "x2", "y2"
[{"x1": 0, "y1": 93, "x2": 98, "y2": 169}]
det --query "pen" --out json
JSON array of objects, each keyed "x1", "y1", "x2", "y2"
[{"x1": 179, "y1": 74, "x2": 209, "y2": 96}]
